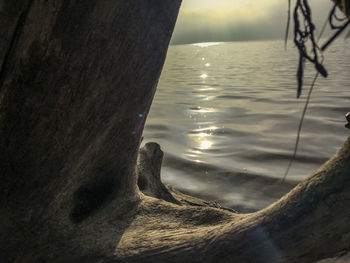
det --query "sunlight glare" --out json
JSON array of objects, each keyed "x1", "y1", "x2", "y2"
[
  {"x1": 193, "y1": 42, "x2": 220, "y2": 47},
  {"x1": 199, "y1": 140, "x2": 212, "y2": 150}
]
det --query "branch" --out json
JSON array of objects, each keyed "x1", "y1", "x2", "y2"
[{"x1": 115, "y1": 137, "x2": 350, "y2": 262}]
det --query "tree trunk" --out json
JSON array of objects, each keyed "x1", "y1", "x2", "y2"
[
  {"x1": 0, "y1": 0, "x2": 181, "y2": 262},
  {"x1": 1, "y1": 1, "x2": 349, "y2": 263}
]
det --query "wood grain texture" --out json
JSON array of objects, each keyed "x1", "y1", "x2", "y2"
[
  {"x1": 0, "y1": 1, "x2": 181, "y2": 261},
  {"x1": 1, "y1": 0, "x2": 349, "y2": 262}
]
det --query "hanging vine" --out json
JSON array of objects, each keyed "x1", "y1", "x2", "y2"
[
  {"x1": 291, "y1": 0, "x2": 349, "y2": 97},
  {"x1": 293, "y1": 0, "x2": 329, "y2": 98},
  {"x1": 282, "y1": 0, "x2": 350, "y2": 181}
]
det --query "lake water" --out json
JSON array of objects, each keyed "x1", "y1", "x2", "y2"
[{"x1": 142, "y1": 39, "x2": 350, "y2": 212}]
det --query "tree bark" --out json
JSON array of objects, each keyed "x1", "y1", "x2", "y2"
[
  {"x1": 0, "y1": 0, "x2": 181, "y2": 262},
  {"x1": 1, "y1": 1, "x2": 349, "y2": 263}
]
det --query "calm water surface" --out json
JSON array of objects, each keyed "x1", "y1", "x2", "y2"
[{"x1": 143, "y1": 39, "x2": 350, "y2": 212}]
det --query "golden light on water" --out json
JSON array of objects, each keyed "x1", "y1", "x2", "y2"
[
  {"x1": 197, "y1": 108, "x2": 214, "y2": 113},
  {"x1": 199, "y1": 140, "x2": 213, "y2": 150},
  {"x1": 200, "y1": 74, "x2": 208, "y2": 78},
  {"x1": 198, "y1": 87, "x2": 215, "y2": 91},
  {"x1": 193, "y1": 42, "x2": 220, "y2": 47},
  {"x1": 185, "y1": 127, "x2": 217, "y2": 161},
  {"x1": 195, "y1": 132, "x2": 213, "y2": 150}
]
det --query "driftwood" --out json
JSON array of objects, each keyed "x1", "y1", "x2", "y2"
[
  {"x1": 0, "y1": 0, "x2": 349, "y2": 262},
  {"x1": 129, "y1": 140, "x2": 350, "y2": 263}
]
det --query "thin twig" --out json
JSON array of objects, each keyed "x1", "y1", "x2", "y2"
[
  {"x1": 317, "y1": 14, "x2": 329, "y2": 42},
  {"x1": 282, "y1": 71, "x2": 319, "y2": 182},
  {"x1": 321, "y1": 20, "x2": 350, "y2": 51}
]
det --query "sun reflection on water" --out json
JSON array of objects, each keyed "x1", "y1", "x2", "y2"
[
  {"x1": 193, "y1": 42, "x2": 221, "y2": 48},
  {"x1": 199, "y1": 140, "x2": 213, "y2": 150},
  {"x1": 186, "y1": 130, "x2": 215, "y2": 155}
]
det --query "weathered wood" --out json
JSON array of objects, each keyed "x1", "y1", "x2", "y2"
[
  {"x1": 0, "y1": 1, "x2": 181, "y2": 262},
  {"x1": 116, "y1": 139, "x2": 350, "y2": 263},
  {"x1": 137, "y1": 142, "x2": 235, "y2": 211},
  {"x1": 1, "y1": 0, "x2": 349, "y2": 262}
]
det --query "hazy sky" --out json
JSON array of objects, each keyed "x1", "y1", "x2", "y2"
[{"x1": 171, "y1": 0, "x2": 334, "y2": 44}]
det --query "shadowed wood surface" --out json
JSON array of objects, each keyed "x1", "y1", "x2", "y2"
[
  {"x1": 0, "y1": 0, "x2": 181, "y2": 261},
  {"x1": 1, "y1": 0, "x2": 350, "y2": 262}
]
